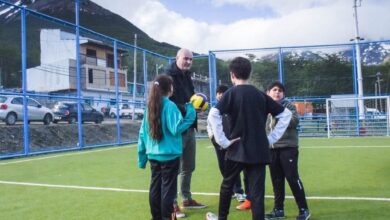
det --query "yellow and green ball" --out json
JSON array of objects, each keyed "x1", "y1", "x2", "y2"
[{"x1": 190, "y1": 93, "x2": 209, "y2": 111}]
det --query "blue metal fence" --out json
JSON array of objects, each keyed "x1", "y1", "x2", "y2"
[
  {"x1": 1, "y1": 0, "x2": 389, "y2": 159},
  {"x1": 0, "y1": 0, "x2": 173, "y2": 159}
]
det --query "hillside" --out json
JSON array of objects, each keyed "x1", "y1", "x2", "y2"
[{"x1": 0, "y1": 0, "x2": 179, "y2": 88}]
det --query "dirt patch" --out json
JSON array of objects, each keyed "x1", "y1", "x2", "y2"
[
  {"x1": 0, "y1": 122, "x2": 141, "y2": 154},
  {"x1": 0, "y1": 120, "x2": 208, "y2": 155}
]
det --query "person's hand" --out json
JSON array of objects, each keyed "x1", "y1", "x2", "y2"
[{"x1": 227, "y1": 137, "x2": 241, "y2": 147}]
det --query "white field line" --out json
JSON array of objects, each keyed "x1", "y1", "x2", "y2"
[
  {"x1": 0, "y1": 145, "x2": 135, "y2": 166},
  {"x1": 0, "y1": 180, "x2": 389, "y2": 202},
  {"x1": 301, "y1": 145, "x2": 390, "y2": 149},
  {"x1": 0, "y1": 180, "x2": 147, "y2": 193},
  {"x1": 207, "y1": 145, "x2": 390, "y2": 149},
  {"x1": 1, "y1": 144, "x2": 388, "y2": 166}
]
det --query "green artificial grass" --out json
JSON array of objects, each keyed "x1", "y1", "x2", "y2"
[{"x1": 0, "y1": 137, "x2": 389, "y2": 219}]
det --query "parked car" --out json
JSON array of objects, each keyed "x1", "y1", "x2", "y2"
[
  {"x1": 0, "y1": 95, "x2": 54, "y2": 125},
  {"x1": 109, "y1": 103, "x2": 144, "y2": 119},
  {"x1": 365, "y1": 107, "x2": 387, "y2": 119},
  {"x1": 52, "y1": 102, "x2": 104, "y2": 124}
]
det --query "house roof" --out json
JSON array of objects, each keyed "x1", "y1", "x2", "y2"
[{"x1": 80, "y1": 39, "x2": 127, "y2": 54}]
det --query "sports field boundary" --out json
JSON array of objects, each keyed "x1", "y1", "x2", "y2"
[
  {"x1": 1, "y1": 144, "x2": 389, "y2": 166},
  {"x1": 1, "y1": 180, "x2": 389, "y2": 202},
  {"x1": 0, "y1": 145, "x2": 134, "y2": 165}
]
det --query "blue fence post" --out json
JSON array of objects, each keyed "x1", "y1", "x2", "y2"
[
  {"x1": 208, "y1": 51, "x2": 217, "y2": 106},
  {"x1": 168, "y1": 58, "x2": 173, "y2": 65},
  {"x1": 113, "y1": 40, "x2": 121, "y2": 144},
  {"x1": 352, "y1": 45, "x2": 360, "y2": 136},
  {"x1": 21, "y1": 6, "x2": 30, "y2": 156},
  {"x1": 143, "y1": 51, "x2": 148, "y2": 103},
  {"x1": 278, "y1": 47, "x2": 284, "y2": 83},
  {"x1": 75, "y1": 0, "x2": 83, "y2": 148},
  {"x1": 352, "y1": 46, "x2": 358, "y2": 95}
]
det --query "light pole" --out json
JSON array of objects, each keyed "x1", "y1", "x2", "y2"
[
  {"x1": 156, "y1": 64, "x2": 163, "y2": 75},
  {"x1": 376, "y1": 71, "x2": 383, "y2": 112},
  {"x1": 352, "y1": 0, "x2": 365, "y2": 118},
  {"x1": 132, "y1": 34, "x2": 137, "y2": 120}
]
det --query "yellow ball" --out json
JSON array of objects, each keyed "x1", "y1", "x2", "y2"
[{"x1": 190, "y1": 93, "x2": 209, "y2": 111}]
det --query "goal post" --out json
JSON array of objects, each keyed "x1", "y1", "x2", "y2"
[{"x1": 326, "y1": 96, "x2": 390, "y2": 138}]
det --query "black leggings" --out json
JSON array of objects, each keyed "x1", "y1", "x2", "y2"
[
  {"x1": 218, "y1": 160, "x2": 266, "y2": 220},
  {"x1": 269, "y1": 147, "x2": 308, "y2": 210},
  {"x1": 149, "y1": 158, "x2": 180, "y2": 220}
]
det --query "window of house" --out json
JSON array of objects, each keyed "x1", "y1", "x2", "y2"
[
  {"x1": 107, "y1": 54, "x2": 114, "y2": 68},
  {"x1": 109, "y1": 72, "x2": 126, "y2": 87},
  {"x1": 106, "y1": 53, "x2": 121, "y2": 69},
  {"x1": 118, "y1": 73, "x2": 125, "y2": 87},
  {"x1": 88, "y1": 69, "x2": 93, "y2": 84},
  {"x1": 86, "y1": 49, "x2": 96, "y2": 58},
  {"x1": 110, "y1": 72, "x2": 114, "y2": 86}
]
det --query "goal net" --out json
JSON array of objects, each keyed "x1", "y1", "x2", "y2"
[{"x1": 326, "y1": 96, "x2": 390, "y2": 137}]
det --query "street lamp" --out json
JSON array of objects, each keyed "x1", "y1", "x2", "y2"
[
  {"x1": 156, "y1": 64, "x2": 163, "y2": 75},
  {"x1": 352, "y1": 0, "x2": 365, "y2": 119},
  {"x1": 375, "y1": 71, "x2": 383, "y2": 112}
]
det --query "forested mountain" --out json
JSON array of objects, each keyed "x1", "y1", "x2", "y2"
[
  {"x1": 0, "y1": 0, "x2": 179, "y2": 55},
  {"x1": 0, "y1": 0, "x2": 179, "y2": 88}
]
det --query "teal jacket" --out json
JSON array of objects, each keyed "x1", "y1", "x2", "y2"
[{"x1": 137, "y1": 97, "x2": 196, "y2": 168}]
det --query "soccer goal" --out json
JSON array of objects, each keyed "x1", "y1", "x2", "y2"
[{"x1": 326, "y1": 96, "x2": 390, "y2": 137}]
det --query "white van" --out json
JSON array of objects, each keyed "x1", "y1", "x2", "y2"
[{"x1": 365, "y1": 107, "x2": 386, "y2": 119}]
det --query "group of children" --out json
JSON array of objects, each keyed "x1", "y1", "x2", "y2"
[{"x1": 137, "y1": 56, "x2": 310, "y2": 220}]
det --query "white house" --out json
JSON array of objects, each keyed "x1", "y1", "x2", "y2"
[{"x1": 26, "y1": 29, "x2": 140, "y2": 111}]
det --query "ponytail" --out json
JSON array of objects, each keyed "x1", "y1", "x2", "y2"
[{"x1": 147, "y1": 74, "x2": 173, "y2": 141}]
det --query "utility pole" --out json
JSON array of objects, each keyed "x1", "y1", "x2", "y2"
[
  {"x1": 0, "y1": 67, "x2": 2, "y2": 89},
  {"x1": 156, "y1": 64, "x2": 163, "y2": 75},
  {"x1": 353, "y1": 0, "x2": 365, "y2": 118},
  {"x1": 132, "y1": 34, "x2": 137, "y2": 120},
  {"x1": 376, "y1": 72, "x2": 383, "y2": 112}
]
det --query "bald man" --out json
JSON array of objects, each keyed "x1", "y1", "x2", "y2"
[{"x1": 166, "y1": 48, "x2": 206, "y2": 218}]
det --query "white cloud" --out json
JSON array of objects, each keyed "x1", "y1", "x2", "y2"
[
  {"x1": 209, "y1": 0, "x2": 341, "y2": 15},
  {"x1": 91, "y1": 0, "x2": 390, "y2": 54}
]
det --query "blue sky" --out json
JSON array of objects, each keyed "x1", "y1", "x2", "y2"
[
  {"x1": 159, "y1": 0, "x2": 276, "y2": 24},
  {"x1": 92, "y1": 0, "x2": 390, "y2": 54}
]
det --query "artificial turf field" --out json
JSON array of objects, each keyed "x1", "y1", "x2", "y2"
[{"x1": 0, "y1": 137, "x2": 389, "y2": 220}]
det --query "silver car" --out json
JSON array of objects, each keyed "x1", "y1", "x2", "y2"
[{"x1": 0, "y1": 95, "x2": 54, "y2": 125}]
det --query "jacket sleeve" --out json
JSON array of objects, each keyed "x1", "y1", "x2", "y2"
[
  {"x1": 207, "y1": 107, "x2": 232, "y2": 149},
  {"x1": 207, "y1": 118, "x2": 213, "y2": 139},
  {"x1": 166, "y1": 103, "x2": 196, "y2": 136},
  {"x1": 137, "y1": 111, "x2": 148, "y2": 169},
  {"x1": 285, "y1": 102, "x2": 299, "y2": 128},
  {"x1": 267, "y1": 108, "x2": 292, "y2": 145}
]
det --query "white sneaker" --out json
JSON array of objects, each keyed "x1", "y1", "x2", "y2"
[
  {"x1": 176, "y1": 211, "x2": 186, "y2": 218},
  {"x1": 235, "y1": 193, "x2": 246, "y2": 203},
  {"x1": 206, "y1": 212, "x2": 218, "y2": 220},
  {"x1": 174, "y1": 204, "x2": 186, "y2": 218}
]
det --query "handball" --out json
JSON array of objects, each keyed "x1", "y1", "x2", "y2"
[{"x1": 190, "y1": 93, "x2": 209, "y2": 111}]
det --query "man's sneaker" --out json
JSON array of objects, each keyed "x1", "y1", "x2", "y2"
[
  {"x1": 296, "y1": 209, "x2": 311, "y2": 220},
  {"x1": 206, "y1": 212, "x2": 218, "y2": 220},
  {"x1": 235, "y1": 193, "x2": 246, "y2": 203},
  {"x1": 174, "y1": 204, "x2": 186, "y2": 218},
  {"x1": 181, "y1": 199, "x2": 207, "y2": 209},
  {"x1": 236, "y1": 199, "x2": 251, "y2": 210},
  {"x1": 265, "y1": 208, "x2": 285, "y2": 219}
]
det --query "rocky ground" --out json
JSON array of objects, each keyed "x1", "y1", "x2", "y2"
[{"x1": 0, "y1": 119, "x2": 208, "y2": 155}]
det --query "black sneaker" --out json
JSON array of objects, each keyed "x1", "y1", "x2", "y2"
[
  {"x1": 265, "y1": 208, "x2": 285, "y2": 219},
  {"x1": 181, "y1": 199, "x2": 207, "y2": 209},
  {"x1": 296, "y1": 209, "x2": 311, "y2": 220}
]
